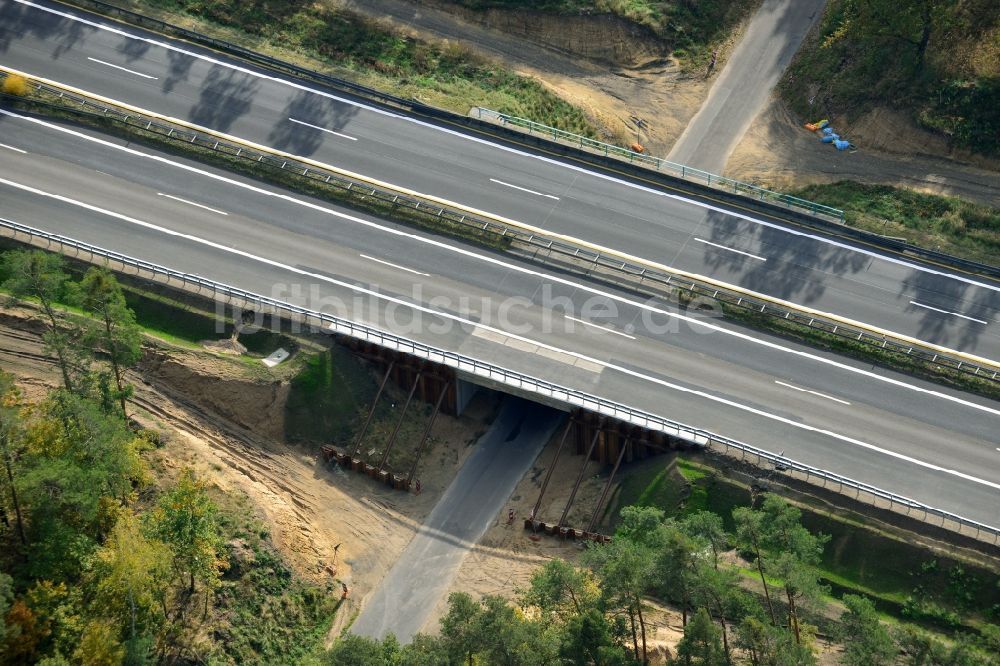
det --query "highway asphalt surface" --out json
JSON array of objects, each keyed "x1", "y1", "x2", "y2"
[
  {"x1": 667, "y1": 0, "x2": 825, "y2": 174},
  {"x1": 351, "y1": 398, "x2": 562, "y2": 642},
  {"x1": 2, "y1": 0, "x2": 999, "y2": 363},
  {"x1": 1, "y1": 110, "x2": 997, "y2": 527}
]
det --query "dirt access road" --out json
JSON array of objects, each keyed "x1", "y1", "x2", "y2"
[
  {"x1": 0, "y1": 305, "x2": 555, "y2": 642},
  {"x1": 666, "y1": 0, "x2": 825, "y2": 174},
  {"x1": 351, "y1": 398, "x2": 562, "y2": 642},
  {"x1": 338, "y1": 0, "x2": 740, "y2": 155},
  {"x1": 343, "y1": 0, "x2": 999, "y2": 207}
]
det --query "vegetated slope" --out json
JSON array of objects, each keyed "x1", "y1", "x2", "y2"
[
  {"x1": 790, "y1": 181, "x2": 1000, "y2": 265},
  {"x1": 435, "y1": 0, "x2": 756, "y2": 61},
  {"x1": 131, "y1": 0, "x2": 598, "y2": 135},
  {"x1": 782, "y1": 0, "x2": 1000, "y2": 156}
]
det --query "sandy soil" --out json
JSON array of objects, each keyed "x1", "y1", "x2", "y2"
[
  {"x1": 0, "y1": 305, "x2": 849, "y2": 661},
  {"x1": 727, "y1": 99, "x2": 1000, "y2": 208},
  {"x1": 0, "y1": 304, "x2": 481, "y2": 641},
  {"x1": 338, "y1": 0, "x2": 749, "y2": 156},
  {"x1": 345, "y1": 0, "x2": 999, "y2": 208}
]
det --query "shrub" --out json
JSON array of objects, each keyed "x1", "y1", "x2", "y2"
[{"x1": 1, "y1": 74, "x2": 30, "y2": 96}]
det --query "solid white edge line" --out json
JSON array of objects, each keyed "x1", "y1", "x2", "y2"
[
  {"x1": 3, "y1": 108, "x2": 998, "y2": 422},
  {"x1": 910, "y1": 300, "x2": 989, "y2": 325},
  {"x1": 156, "y1": 192, "x2": 228, "y2": 216},
  {"x1": 693, "y1": 237, "x2": 767, "y2": 261},
  {"x1": 288, "y1": 117, "x2": 357, "y2": 141},
  {"x1": 13, "y1": 0, "x2": 1000, "y2": 300},
  {"x1": 86, "y1": 56, "x2": 157, "y2": 79},
  {"x1": 489, "y1": 178, "x2": 560, "y2": 200},
  {"x1": 359, "y1": 254, "x2": 429, "y2": 276},
  {"x1": 775, "y1": 380, "x2": 851, "y2": 406},
  {"x1": 564, "y1": 314, "x2": 635, "y2": 339},
  {"x1": 0, "y1": 143, "x2": 27, "y2": 154},
  {"x1": 4, "y1": 175, "x2": 1000, "y2": 493}
]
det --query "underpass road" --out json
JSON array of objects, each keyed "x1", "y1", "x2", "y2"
[
  {"x1": 2, "y1": 0, "x2": 999, "y2": 361},
  {"x1": 1, "y1": 110, "x2": 997, "y2": 526},
  {"x1": 350, "y1": 398, "x2": 562, "y2": 642}
]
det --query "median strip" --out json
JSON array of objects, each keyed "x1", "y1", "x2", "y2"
[{"x1": 1, "y1": 69, "x2": 997, "y2": 397}]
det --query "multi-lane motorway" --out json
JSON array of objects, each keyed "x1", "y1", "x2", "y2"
[
  {"x1": 3, "y1": 0, "x2": 1000, "y2": 363},
  {"x1": 2, "y1": 106, "x2": 998, "y2": 524}
]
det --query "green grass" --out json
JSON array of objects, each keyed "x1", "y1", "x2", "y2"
[
  {"x1": 781, "y1": 0, "x2": 1000, "y2": 156},
  {"x1": 790, "y1": 181, "x2": 1000, "y2": 267},
  {"x1": 612, "y1": 456, "x2": 685, "y2": 522},
  {"x1": 612, "y1": 455, "x2": 1000, "y2": 632},
  {"x1": 205, "y1": 490, "x2": 339, "y2": 665},
  {"x1": 283, "y1": 348, "x2": 379, "y2": 446},
  {"x1": 106, "y1": 0, "x2": 599, "y2": 137}
]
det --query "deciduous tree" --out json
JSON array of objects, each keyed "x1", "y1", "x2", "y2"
[
  {"x1": 0, "y1": 372, "x2": 26, "y2": 545},
  {"x1": 149, "y1": 469, "x2": 225, "y2": 598},
  {"x1": 90, "y1": 511, "x2": 172, "y2": 643}
]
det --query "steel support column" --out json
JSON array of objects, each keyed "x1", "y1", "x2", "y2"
[
  {"x1": 378, "y1": 370, "x2": 423, "y2": 472},
  {"x1": 406, "y1": 381, "x2": 451, "y2": 485},
  {"x1": 558, "y1": 421, "x2": 604, "y2": 529},
  {"x1": 587, "y1": 437, "x2": 630, "y2": 533},
  {"x1": 351, "y1": 361, "x2": 395, "y2": 457}
]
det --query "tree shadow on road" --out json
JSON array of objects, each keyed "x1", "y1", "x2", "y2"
[
  {"x1": 116, "y1": 35, "x2": 150, "y2": 63},
  {"x1": 0, "y1": 1, "x2": 95, "y2": 59},
  {"x1": 188, "y1": 64, "x2": 258, "y2": 132},
  {"x1": 900, "y1": 269, "x2": 999, "y2": 353},
  {"x1": 161, "y1": 48, "x2": 195, "y2": 95},
  {"x1": 267, "y1": 90, "x2": 360, "y2": 157},
  {"x1": 700, "y1": 209, "x2": 868, "y2": 306}
]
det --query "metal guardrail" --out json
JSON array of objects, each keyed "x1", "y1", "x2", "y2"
[
  {"x1": 475, "y1": 107, "x2": 846, "y2": 222},
  {"x1": 53, "y1": 0, "x2": 1000, "y2": 282},
  {"x1": 4, "y1": 80, "x2": 998, "y2": 387},
  {"x1": 62, "y1": 0, "x2": 840, "y2": 223},
  {"x1": 1, "y1": 218, "x2": 997, "y2": 546}
]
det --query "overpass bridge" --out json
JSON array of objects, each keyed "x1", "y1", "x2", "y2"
[{"x1": 1, "y1": 0, "x2": 998, "y2": 544}]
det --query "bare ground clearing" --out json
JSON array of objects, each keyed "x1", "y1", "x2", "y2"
[
  {"x1": 0, "y1": 305, "x2": 488, "y2": 642},
  {"x1": 727, "y1": 100, "x2": 1000, "y2": 208},
  {"x1": 337, "y1": 0, "x2": 750, "y2": 156},
  {"x1": 343, "y1": 0, "x2": 998, "y2": 207}
]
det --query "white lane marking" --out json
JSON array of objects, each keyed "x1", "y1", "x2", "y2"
[
  {"x1": 489, "y1": 178, "x2": 559, "y2": 200},
  {"x1": 14, "y1": 2, "x2": 1000, "y2": 301},
  {"x1": 4, "y1": 177, "x2": 1000, "y2": 493},
  {"x1": 909, "y1": 301, "x2": 989, "y2": 325},
  {"x1": 156, "y1": 192, "x2": 227, "y2": 215},
  {"x1": 359, "y1": 254, "x2": 428, "y2": 276},
  {"x1": 564, "y1": 315, "x2": 635, "y2": 339},
  {"x1": 775, "y1": 380, "x2": 851, "y2": 406},
  {"x1": 5, "y1": 109, "x2": 999, "y2": 421},
  {"x1": 0, "y1": 143, "x2": 27, "y2": 154},
  {"x1": 12, "y1": 0, "x2": 999, "y2": 301},
  {"x1": 86, "y1": 56, "x2": 157, "y2": 79},
  {"x1": 288, "y1": 117, "x2": 357, "y2": 141},
  {"x1": 694, "y1": 237, "x2": 766, "y2": 261}
]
